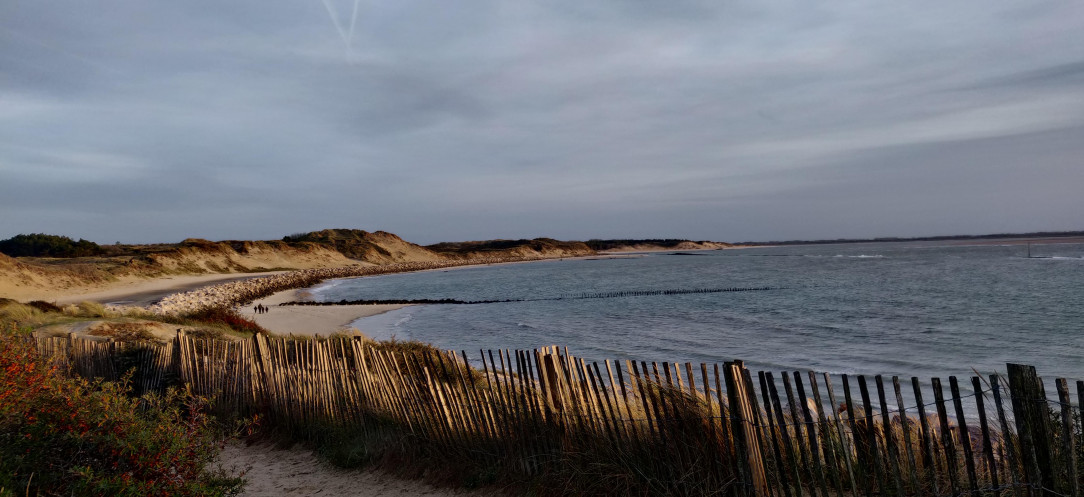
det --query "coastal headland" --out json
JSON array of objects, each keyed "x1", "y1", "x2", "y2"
[{"x1": 0, "y1": 229, "x2": 731, "y2": 336}]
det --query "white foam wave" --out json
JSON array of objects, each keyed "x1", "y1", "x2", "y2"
[
  {"x1": 393, "y1": 313, "x2": 413, "y2": 327},
  {"x1": 834, "y1": 254, "x2": 885, "y2": 258},
  {"x1": 308, "y1": 278, "x2": 346, "y2": 297}
]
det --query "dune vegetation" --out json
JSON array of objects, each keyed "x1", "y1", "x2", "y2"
[{"x1": 0, "y1": 312, "x2": 249, "y2": 496}]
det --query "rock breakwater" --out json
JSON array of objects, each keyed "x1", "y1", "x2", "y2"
[{"x1": 148, "y1": 256, "x2": 550, "y2": 315}]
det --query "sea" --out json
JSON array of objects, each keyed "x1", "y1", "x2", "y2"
[{"x1": 310, "y1": 241, "x2": 1084, "y2": 386}]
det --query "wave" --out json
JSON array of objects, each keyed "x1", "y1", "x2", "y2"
[
  {"x1": 834, "y1": 254, "x2": 885, "y2": 258},
  {"x1": 393, "y1": 313, "x2": 413, "y2": 327},
  {"x1": 308, "y1": 278, "x2": 347, "y2": 296}
]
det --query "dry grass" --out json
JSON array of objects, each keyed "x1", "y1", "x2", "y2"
[
  {"x1": 68, "y1": 300, "x2": 111, "y2": 318},
  {"x1": 87, "y1": 322, "x2": 156, "y2": 342},
  {"x1": 184, "y1": 327, "x2": 226, "y2": 340},
  {"x1": 0, "y1": 299, "x2": 43, "y2": 326},
  {"x1": 0, "y1": 299, "x2": 247, "y2": 344}
]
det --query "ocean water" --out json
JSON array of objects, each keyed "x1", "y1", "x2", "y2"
[{"x1": 312, "y1": 241, "x2": 1084, "y2": 383}]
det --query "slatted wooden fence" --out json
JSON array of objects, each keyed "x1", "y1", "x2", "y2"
[{"x1": 36, "y1": 333, "x2": 1084, "y2": 496}]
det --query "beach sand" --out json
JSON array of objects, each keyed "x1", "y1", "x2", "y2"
[
  {"x1": 18, "y1": 269, "x2": 405, "y2": 338},
  {"x1": 24, "y1": 271, "x2": 482, "y2": 495},
  {"x1": 221, "y1": 443, "x2": 490, "y2": 497},
  {"x1": 245, "y1": 288, "x2": 407, "y2": 337},
  {"x1": 45, "y1": 273, "x2": 290, "y2": 306}
]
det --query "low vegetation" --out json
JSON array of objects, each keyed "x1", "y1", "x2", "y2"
[
  {"x1": 0, "y1": 298, "x2": 262, "y2": 343},
  {"x1": 0, "y1": 324, "x2": 245, "y2": 496},
  {"x1": 584, "y1": 238, "x2": 711, "y2": 251},
  {"x1": 87, "y1": 322, "x2": 157, "y2": 341},
  {"x1": 426, "y1": 237, "x2": 592, "y2": 256},
  {"x1": 296, "y1": 372, "x2": 736, "y2": 495},
  {"x1": 0, "y1": 233, "x2": 104, "y2": 258},
  {"x1": 0, "y1": 298, "x2": 113, "y2": 330},
  {"x1": 171, "y1": 307, "x2": 267, "y2": 337}
]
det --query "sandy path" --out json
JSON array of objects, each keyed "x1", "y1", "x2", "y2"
[
  {"x1": 33, "y1": 270, "x2": 404, "y2": 337},
  {"x1": 245, "y1": 288, "x2": 408, "y2": 337},
  {"x1": 220, "y1": 443, "x2": 491, "y2": 497},
  {"x1": 37, "y1": 271, "x2": 487, "y2": 494},
  {"x1": 51, "y1": 273, "x2": 289, "y2": 306}
]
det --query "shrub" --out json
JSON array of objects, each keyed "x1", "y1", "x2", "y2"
[
  {"x1": 0, "y1": 326, "x2": 245, "y2": 496},
  {"x1": 181, "y1": 307, "x2": 266, "y2": 336},
  {"x1": 88, "y1": 322, "x2": 156, "y2": 342},
  {"x1": 0, "y1": 233, "x2": 104, "y2": 258},
  {"x1": 184, "y1": 327, "x2": 226, "y2": 341},
  {"x1": 26, "y1": 300, "x2": 63, "y2": 313}
]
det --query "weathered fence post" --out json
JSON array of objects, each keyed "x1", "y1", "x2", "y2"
[
  {"x1": 1055, "y1": 379, "x2": 1079, "y2": 497},
  {"x1": 1007, "y1": 363, "x2": 1054, "y2": 496},
  {"x1": 724, "y1": 360, "x2": 769, "y2": 496}
]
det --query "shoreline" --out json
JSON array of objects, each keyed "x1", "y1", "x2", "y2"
[
  {"x1": 148, "y1": 255, "x2": 592, "y2": 316},
  {"x1": 250, "y1": 254, "x2": 647, "y2": 336},
  {"x1": 33, "y1": 253, "x2": 672, "y2": 337},
  {"x1": 245, "y1": 287, "x2": 409, "y2": 337},
  {"x1": 16, "y1": 256, "x2": 573, "y2": 337}
]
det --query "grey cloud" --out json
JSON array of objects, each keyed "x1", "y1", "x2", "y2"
[
  {"x1": 957, "y1": 60, "x2": 1084, "y2": 92},
  {"x1": 2, "y1": 1, "x2": 1082, "y2": 244}
]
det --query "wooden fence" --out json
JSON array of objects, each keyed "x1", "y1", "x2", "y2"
[{"x1": 36, "y1": 333, "x2": 1084, "y2": 496}]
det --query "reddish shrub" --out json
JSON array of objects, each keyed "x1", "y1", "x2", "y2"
[
  {"x1": 183, "y1": 307, "x2": 266, "y2": 335},
  {"x1": 0, "y1": 326, "x2": 245, "y2": 496}
]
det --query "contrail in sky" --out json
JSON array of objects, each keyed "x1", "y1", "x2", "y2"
[{"x1": 319, "y1": 0, "x2": 361, "y2": 60}]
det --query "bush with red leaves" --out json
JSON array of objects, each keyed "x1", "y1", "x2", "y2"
[{"x1": 0, "y1": 326, "x2": 245, "y2": 496}]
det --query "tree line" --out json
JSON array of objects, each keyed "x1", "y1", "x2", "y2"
[{"x1": 0, "y1": 233, "x2": 104, "y2": 258}]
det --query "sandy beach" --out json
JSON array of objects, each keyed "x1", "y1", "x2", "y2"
[
  {"x1": 28, "y1": 271, "x2": 479, "y2": 495},
  {"x1": 56, "y1": 273, "x2": 290, "y2": 306},
  {"x1": 0, "y1": 272, "x2": 289, "y2": 307},
  {"x1": 244, "y1": 287, "x2": 408, "y2": 336},
  {"x1": 42, "y1": 271, "x2": 409, "y2": 337}
]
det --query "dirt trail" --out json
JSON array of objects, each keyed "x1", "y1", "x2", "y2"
[{"x1": 220, "y1": 443, "x2": 495, "y2": 497}]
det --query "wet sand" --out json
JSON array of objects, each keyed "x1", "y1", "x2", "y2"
[{"x1": 245, "y1": 288, "x2": 408, "y2": 337}]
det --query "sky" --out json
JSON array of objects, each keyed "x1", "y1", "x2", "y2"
[{"x1": 2, "y1": 1, "x2": 1083, "y2": 245}]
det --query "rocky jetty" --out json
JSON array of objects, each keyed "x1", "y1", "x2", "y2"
[{"x1": 148, "y1": 256, "x2": 551, "y2": 315}]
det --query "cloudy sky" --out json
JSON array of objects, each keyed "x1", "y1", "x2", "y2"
[{"x1": 2, "y1": 1, "x2": 1082, "y2": 244}]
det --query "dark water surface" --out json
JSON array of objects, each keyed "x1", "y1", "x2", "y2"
[{"x1": 314, "y1": 241, "x2": 1084, "y2": 382}]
